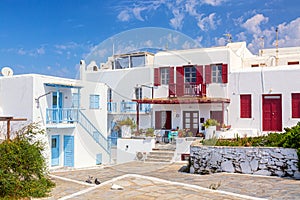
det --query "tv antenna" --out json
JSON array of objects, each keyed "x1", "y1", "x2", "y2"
[
  {"x1": 1, "y1": 67, "x2": 14, "y2": 76},
  {"x1": 224, "y1": 33, "x2": 232, "y2": 43}
]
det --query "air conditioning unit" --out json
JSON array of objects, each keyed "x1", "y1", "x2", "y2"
[{"x1": 136, "y1": 152, "x2": 146, "y2": 161}]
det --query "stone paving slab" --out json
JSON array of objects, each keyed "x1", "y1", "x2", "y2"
[{"x1": 49, "y1": 161, "x2": 300, "y2": 200}]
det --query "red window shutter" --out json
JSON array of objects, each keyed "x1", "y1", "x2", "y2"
[
  {"x1": 222, "y1": 64, "x2": 228, "y2": 83},
  {"x1": 168, "y1": 67, "x2": 175, "y2": 97},
  {"x1": 205, "y1": 65, "x2": 211, "y2": 84},
  {"x1": 176, "y1": 67, "x2": 184, "y2": 97},
  {"x1": 169, "y1": 67, "x2": 174, "y2": 84},
  {"x1": 154, "y1": 68, "x2": 160, "y2": 86},
  {"x1": 240, "y1": 95, "x2": 252, "y2": 118},
  {"x1": 165, "y1": 111, "x2": 172, "y2": 129},
  {"x1": 155, "y1": 111, "x2": 162, "y2": 129},
  {"x1": 292, "y1": 93, "x2": 300, "y2": 118},
  {"x1": 196, "y1": 65, "x2": 204, "y2": 85}
]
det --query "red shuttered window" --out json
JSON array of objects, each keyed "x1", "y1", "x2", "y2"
[
  {"x1": 176, "y1": 67, "x2": 184, "y2": 97},
  {"x1": 205, "y1": 65, "x2": 211, "y2": 84},
  {"x1": 196, "y1": 65, "x2": 204, "y2": 84},
  {"x1": 154, "y1": 68, "x2": 160, "y2": 86},
  {"x1": 240, "y1": 94, "x2": 252, "y2": 118},
  {"x1": 292, "y1": 93, "x2": 300, "y2": 118},
  {"x1": 222, "y1": 64, "x2": 228, "y2": 83}
]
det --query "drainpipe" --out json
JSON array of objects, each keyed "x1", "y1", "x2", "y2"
[{"x1": 136, "y1": 102, "x2": 140, "y2": 133}]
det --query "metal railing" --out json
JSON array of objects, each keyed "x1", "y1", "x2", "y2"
[
  {"x1": 120, "y1": 101, "x2": 151, "y2": 113},
  {"x1": 107, "y1": 102, "x2": 117, "y2": 113},
  {"x1": 168, "y1": 83, "x2": 205, "y2": 97},
  {"x1": 46, "y1": 108, "x2": 78, "y2": 124},
  {"x1": 78, "y1": 110, "x2": 110, "y2": 154}
]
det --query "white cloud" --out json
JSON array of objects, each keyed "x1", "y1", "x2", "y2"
[
  {"x1": 17, "y1": 48, "x2": 26, "y2": 55},
  {"x1": 36, "y1": 47, "x2": 45, "y2": 55},
  {"x1": 133, "y1": 7, "x2": 147, "y2": 21},
  {"x1": 201, "y1": 0, "x2": 227, "y2": 6},
  {"x1": 241, "y1": 14, "x2": 269, "y2": 34},
  {"x1": 117, "y1": 10, "x2": 130, "y2": 22},
  {"x1": 197, "y1": 13, "x2": 218, "y2": 31},
  {"x1": 143, "y1": 40, "x2": 153, "y2": 47},
  {"x1": 170, "y1": 9, "x2": 185, "y2": 30},
  {"x1": 276, "y1": 17, "x2": 300, "y2": 47},
  {"x1": 215, "y1": 37, "x2": 226, "y2": 46}
]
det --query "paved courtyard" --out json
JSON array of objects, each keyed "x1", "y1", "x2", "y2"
[{"x1": 47, "y1": 161, "x2": 300, "y2": 200}]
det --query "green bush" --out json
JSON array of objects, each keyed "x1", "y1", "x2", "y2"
[{"x1": 0, "y1": 123, "x2": 55, "y2": 199}]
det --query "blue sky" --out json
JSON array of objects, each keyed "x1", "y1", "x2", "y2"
[{"x1": 0, "y1": 0, "x2": 299, "y2": 79}]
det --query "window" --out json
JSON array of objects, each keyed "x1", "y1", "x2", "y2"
[
  {"x1": 90, "y1": 95, "x2": 100, "y2": 109},
  {"x1": 72, "y1": 93, "x2": 79, "y2": 108},
  {"x1": 240, "y1": 94, "x2": 252, "y2": 118},
  {"x1": 160, "y1": 68, "x2": 170, "y2": 85},
  {"x1": 288, "y1": 61, "x2": 299, "y2": 65},
  {"x1": 115, "y1": 57, "x2": 129, "y2": 69},
  {"x1": 251, "y1": 64, "x2": 259, "y2": 67},
  {"x1": 292, "y1": 93, "x2": 300, "y2": 118},
  {"x1": 211, "y1": 64, "x2": 222, "y2": 83},
  {"x1": 135, "y1": 87, "x2": 142, "y2": 100},
  {"x1": 184, "y1": 66, "x2": 196, "y2": 83},
  {"x1": 130, "y1": 55, "x2": 145, "y2": 68}
]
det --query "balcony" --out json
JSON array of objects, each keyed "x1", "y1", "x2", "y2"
[
  {"x1": 46, "y1": 108, "x2": 79, "y2": 124},
  {"x1": 169, "y1": 83, "x2": 206, "y2": 97},
  {"x1": 107, "y1": 102, "x2": 117, "y2": 113},
  {"x1": 120, "y1": 101, "x2": 151, "y2": 113}
]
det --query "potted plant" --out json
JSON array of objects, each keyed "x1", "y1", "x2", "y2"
[
  {"x1": 145, "y1": 128, "x2": 155, "y2": 137},
  {"x1": 117, "y1": 117, "x2": 136, "y2": 138},
  {"x1": 203, "y1": 119, "x2": 220, "y2": 139}
]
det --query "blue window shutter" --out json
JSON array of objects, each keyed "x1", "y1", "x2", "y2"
[{"x1": 96, "y1": 154, "x2": 102, "y2": 165}]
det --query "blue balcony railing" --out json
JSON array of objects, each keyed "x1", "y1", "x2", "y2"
[
  {"x1": 107, "y1": 102, "x2": 117, "y2": 113},
  {"x1": 46, "y1": 108, "x2": 79, "y2": 124},
  {"x1": 120, "y1": 101, "x2": 151, "y2": 113}
]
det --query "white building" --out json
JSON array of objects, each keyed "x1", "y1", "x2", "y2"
[
  {"x1": 0, "y1": 74, "x2": 110, "y2": 168},
  {"x1": 80, "y1": 42, "x2": 300, "y2": 139}
]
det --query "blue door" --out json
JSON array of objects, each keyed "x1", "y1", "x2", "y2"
[
  {"x1": 51, "y1": 135, "x2": 60, "y2": 166},
  {"x1": 64, "y1": 135, "x2": 74, "y2": 167},
  {"x1": 53, "y1": 92, "x2": 63, "y2": 123}
]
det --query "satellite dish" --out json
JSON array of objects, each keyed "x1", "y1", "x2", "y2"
[{"x1": 1, "y1": 67, "x2": 13, "y2": 76}]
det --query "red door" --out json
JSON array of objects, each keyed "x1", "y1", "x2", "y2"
[{"x1": 262, "y1": 94, "x2": 282, "y2": 131}]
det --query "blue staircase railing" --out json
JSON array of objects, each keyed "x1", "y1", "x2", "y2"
[{"x1": 78, "y1": 110, "x2": 110, "y2": 154}]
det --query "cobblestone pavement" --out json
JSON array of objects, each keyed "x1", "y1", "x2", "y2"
[{"x1": 47, "y1": 161, "x2": 300, "y2": 200}]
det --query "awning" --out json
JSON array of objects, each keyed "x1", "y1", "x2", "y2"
[
  {"x1": 132, "y1": 97, "x2": 230, "y2": 104},
  {"x1": 44, "y1": 83, "x2": 82, "y2": 89}
]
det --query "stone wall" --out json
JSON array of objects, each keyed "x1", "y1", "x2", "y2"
[{"x1": 190, "y1": 145, "x2": 300, "y2": 179}]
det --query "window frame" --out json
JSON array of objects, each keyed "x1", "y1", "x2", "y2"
[
  {"x1": 184, "y1": 66, "x2": 196, "y2": 83},
  {"x1": 89, "y1": 94, "x2": 100, "y2": 109},
  {"x1": 160, "y1": 67, "x2": 170, "y2": 85},
  {"x1": 72, "y1": 93, "x2": 80, "y2": 108},
  {"x1": 240, "y1": 94, "x2": 252, "y2": 118},
  {"x1": 211, "y1": 64, "x2": 222, "y2": 83},
  {"x1": 292, "y1": 93, "x2": 300, "y2": 118}
]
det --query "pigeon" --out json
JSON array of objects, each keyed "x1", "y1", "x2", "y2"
[
  {"x1": 85, "y1": 176, "x2": 93, "y2": 184},
  {"x1": 94, "y1": 178, "x2": 101, "y2": 185},
  {"x1": 111, "y1": 183, "x2": 124, "y2": 190}
]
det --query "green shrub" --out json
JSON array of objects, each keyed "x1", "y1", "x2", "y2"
[{"x1": 0, "y1": 123, "x2": 55, "y2": 199}]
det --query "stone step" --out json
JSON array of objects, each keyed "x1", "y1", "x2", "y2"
[
  {"x1": 144, "y1": 149, "x2": 175, "y2": 163},
  {"x1": 148, "y1": 151, "x2": 174, "y2": 156},
  {"x1": 146, "y1": 154, "x2": 173, "y2": 160},
  {"x1": 144, "y1": 157, "x2": 172, "y2": 163}
]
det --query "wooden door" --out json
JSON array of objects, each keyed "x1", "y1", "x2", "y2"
[
  {"x1": 262, "y1": 95, "x2": 282, "y2": 131},
  {"x1": 183, "y1": 111, "x2": 199, "y2": 136}
]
